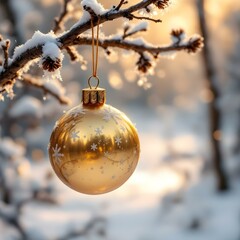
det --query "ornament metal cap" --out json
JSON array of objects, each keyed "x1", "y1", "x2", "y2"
[
  {"x1": 82, "y1": 87, "x2": 106, "y2": 107},
  {"x1": 82, "y1": 76, "x2": 106, "y2": 107}
]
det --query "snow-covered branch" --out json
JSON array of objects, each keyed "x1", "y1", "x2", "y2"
[
  {"x1": 74, "y1": 33, "x2": 203, "y2": 56},
  {"x1": 22, "y1": 74, "x2": 71, "y2": 105},
  {"x1": 0, "y1": 0, "x2": 203, "y2": 99}
]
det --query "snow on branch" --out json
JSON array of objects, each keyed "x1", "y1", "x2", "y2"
[
  {"x1": 23, "y1": 74, "x2": 70, "y2": 105},
  {"x1": 122, "y1": 22, "x2": 149, "y2": 39},
  {"x1": 0, "y1": 0, "x2": 203, "y2": 99},
  {"x1": 74, "y1": 32, "x2": 204, "y2": 59}
]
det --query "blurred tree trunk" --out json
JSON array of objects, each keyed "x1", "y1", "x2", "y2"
[{"x1": 196, "y1": 0, "x2": 229, "y2": 191}]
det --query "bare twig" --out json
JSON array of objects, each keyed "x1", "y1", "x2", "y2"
[
  {"x1": 115, "y1": 0, "x2": 128, "y2": 11},
  {"x1": 2, "y1": 40, "x2": 10, "y2": 69},
  {"x1": 127, "y1": 13, "x2": 162, "y2": 23},
  {"x1": 54, "y1": 0, "x2": 72, "y2": 33},
  {"x1": 22, "y1": 74, "x2": 70, "y2": 105}
]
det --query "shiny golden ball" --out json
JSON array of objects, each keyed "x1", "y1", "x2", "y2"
[{"x1": 49, "y1": 103, "x2": 140, "y2": 195}]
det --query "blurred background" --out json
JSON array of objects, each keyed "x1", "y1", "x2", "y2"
[{"x1": 0, "y1": 0, "x2": 240, "y2": 239}]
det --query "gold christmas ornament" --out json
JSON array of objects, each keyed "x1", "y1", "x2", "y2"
[
  {"x1": 49, "y1": 17, "x2": 140, "y2": 194},
  {"x1": 49, "y1": 84, "x2": 140, "y2": 194}
]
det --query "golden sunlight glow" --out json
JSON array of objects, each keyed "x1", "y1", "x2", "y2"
[
  {"x1": 124, "y1": 69, "x2": 136, "y2": 82},
  {"x1": 106, "y1": 50, "x2": 119, "y2": 63},
  {"x1": 32, "y1": 149, "x2": 45, "y2": 161},
  {"x1": 132, "y1": 168, "x2": 184, "y2": 195},
  {"x1": 173, "y1": 95, "x2": 195, "y2": 110},
  {"x1": 17, "y1": 161, "x2": 31, "y2": 177},
  {"x1": 109, "y1": 71, "x2": 123, "y2": 89},
  {"x1": 200, "y1": 88, "x2": 214, "y2": 103},
  {"x1": 206, "y1": 1, "x2": 221, "y2": 17}
]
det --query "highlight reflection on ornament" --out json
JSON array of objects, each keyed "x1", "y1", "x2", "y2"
[{"x1": 49, "y1": 87, "x2": 140, "y2": 195}]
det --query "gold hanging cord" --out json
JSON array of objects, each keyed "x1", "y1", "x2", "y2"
[{"x1": 88, "y1": 16, "x2": 101, "y2": 89}]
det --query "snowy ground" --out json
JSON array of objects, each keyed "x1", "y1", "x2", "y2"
[{"x1": 1, "y1": 106, "x2": 239, "y2": 240}]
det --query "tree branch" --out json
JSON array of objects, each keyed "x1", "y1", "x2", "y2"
[
  {"x1": 0, "y1": 0, "x2": 156, "y2": 86},
  {"x1": 0, "y1": 0, "x2": 203, "y2": 91},
  {"x1": 2, "y1": 40, "x2": 10, "y2": 69},
  {"x1": 22, "y1": 74, "x2": 71, "y2": 105},
  {"x1": 127, "y1": 13, "x2": 162, "y2": 23},
  {"x1": 123, "y1": 28, "x2": 147, "y2": 39},
  {"x1": 115, "y1": 0, "x2": 128, "y2": 11},
  {"x1": 54, "y1": 0, "x2": 72, "y2": 33},
  {"x1": 73, "y1": 35, "x2": 203, "y2": 56}
]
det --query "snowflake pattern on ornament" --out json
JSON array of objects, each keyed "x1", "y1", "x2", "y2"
[
  {"x1": 64, "y1": 120, "x2": 76, "y2": 130},
  {"x1": 103, "y1": 107, "x2": 121, "y2": 123},
  {"x1": 120, "y1": 125, "x2": 126, "y2": 132},
  {"x1": 70, "y1": 130, "x2": 80, "y2": 142},
  {"x1": 95, "y1": 127, "x2": 103, "y2": 136},
  {"x1": 115, "y1": 136, "x2": 122, "y2": 146},
  {"x1": 104, "y1": 151, "x2": 110, "y2": 157},
  {"x1": 91, "y1": 143, "x2": 98, "y2": 151},
  {"x1": 119, "y1": 158, "x2": 125, "y2": 165},
  {"x1": 52, "y1": 144, "x2": 64, "y2": 164},
  {"x1": 71, "y1": 108, "x2": 87, "y2": 118}
]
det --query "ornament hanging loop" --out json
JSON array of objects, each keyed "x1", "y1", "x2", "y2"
[
  {"x1": 90, "y1": 16, "x2": 100, "y2": 79},
  {"x1": 88, "y1": 75, "x2": 100, "y2": 89}
]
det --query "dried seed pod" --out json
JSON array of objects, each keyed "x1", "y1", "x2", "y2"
[
  {"x1": 42, "y1": 57, "x2": 62, "y2": 72},
  {"x1": 187, "y1": 37, "x2": 204, "y2": 53},
  {"x1": 154, "y1": 0, "x2": 170, "y2": 9},
  {"x1": 171, "y1": 29, "x2": 184, "y2": 38},
  {"x1": 136, "y1": 54, "x2": 152, "y2": 74}
]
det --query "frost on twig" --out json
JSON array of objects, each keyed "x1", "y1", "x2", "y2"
[
  {"x1": 64, "y1": 46, "x2": 87, "y2": 70},
  {"x1": 0, "y1": 80, "x2": 15, "y2": 101},
  {"x1": 122, "y1": 22, "x2": 148, "y2": 39},
  {"x1": 0, "y1": 35, "x2": 10, "y2": 70},
  {"x1": 23, "y1": 74, "x2": 70, "y2": 105}
]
